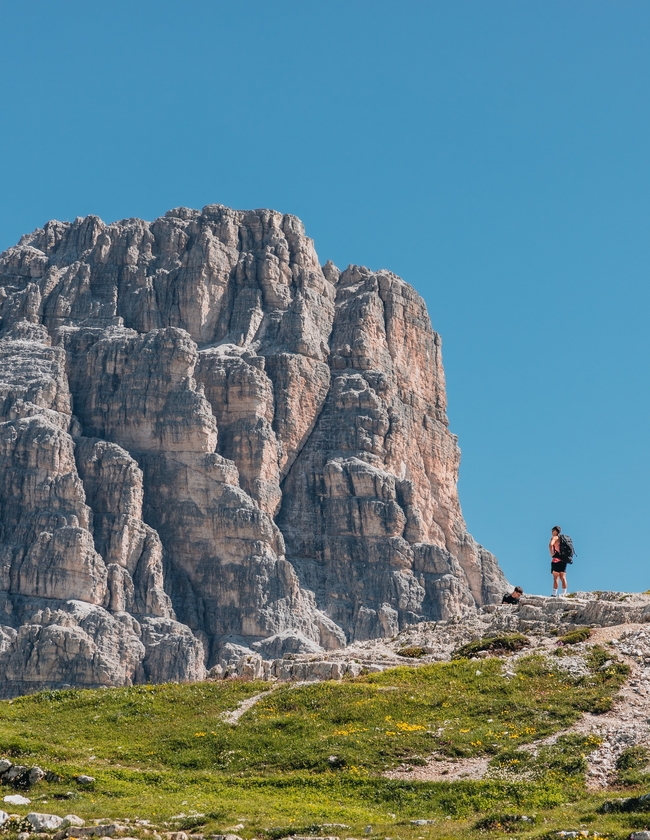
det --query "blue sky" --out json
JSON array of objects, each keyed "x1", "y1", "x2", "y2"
[{"x1": 1, "y1": 1, "x2": 648, "y2": 595}]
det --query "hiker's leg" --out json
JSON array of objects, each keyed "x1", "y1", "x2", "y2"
[
  {"x1": 552, "y1": 570, "x2": 560, "y2": 595},
  {"x1": 560, "y1": 572, "x2": 567, "y2": 595}
]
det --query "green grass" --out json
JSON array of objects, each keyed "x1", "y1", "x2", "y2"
[
  {"x1": 0, "y1": 649, "x2": 644, "y2": 840},
  {"x1": 618, "y1": 746, "x2": 650, "y2": 772},
  {"x1": 616, "y1": 746, "x2": 650, "y2": 788},
  {"x1": 488, "y1": 732, "x2": 602, "y2": 780}
]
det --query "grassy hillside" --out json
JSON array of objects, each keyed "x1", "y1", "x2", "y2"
[{"x1": 0, "y1": 647, "x2": 648, "y2": 840}]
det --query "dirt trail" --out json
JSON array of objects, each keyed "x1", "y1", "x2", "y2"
[
  {"x1": 385, "y1": 624, "x2": 650, "y2": 786},
  {"x1": 221, "y1": 690, "x2": 275, "y2": 725},
  {"x1": 386, "y1": 756, "x2": 491, "y2": 782},
  {"x1": 220, "y1": 679, "x2": 321, "y2": 726}
]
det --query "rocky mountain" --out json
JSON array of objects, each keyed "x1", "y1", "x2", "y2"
[{"x1": 0, "y1": 204, "x2": 507, "y2": 696}]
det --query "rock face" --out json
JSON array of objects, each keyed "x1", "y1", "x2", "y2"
[{"x1": 0, "y1": 205, "x2": 506, "y2": 695}]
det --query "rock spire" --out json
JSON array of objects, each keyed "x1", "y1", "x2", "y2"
[{"x1": 0, "y1": 205, "x2": 506, "y2": 695}]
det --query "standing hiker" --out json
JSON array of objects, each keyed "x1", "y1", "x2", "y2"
[{"x1": 549, "y1": 525, "x2": 568, "y2": 597}]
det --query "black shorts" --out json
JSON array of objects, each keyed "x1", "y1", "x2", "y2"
[{"x1": 551, "y1": 560, "x2": 567, "y2": 574}]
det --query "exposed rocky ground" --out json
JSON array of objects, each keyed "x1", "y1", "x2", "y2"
[
  {"x1": 0, "y1": 205, "x2": 506, "y2": 697},
  {"x1": 222, "y1": 591, "x2": 650, "y2": 679},
  {"x1": 0, "y1": 809, "x2": 245, "y2": 840},
  {"x1": 572, "y1": 624, "x2": 650, "y2": 790}
]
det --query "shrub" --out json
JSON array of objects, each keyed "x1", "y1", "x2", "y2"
[
  {"x1": 533, "y1": 733, "x2": 595, "y2": 776},
  {"x1": 616, "y1": 746, "x2": 650, "y2": 786},
  {"x1": 617, "y1": 746, "x2": 650, "y2": 772},
  {"x1": 265, "y1": 826, "x2": 329, "y2": 839},
  {"x1": 474, "y1": 812, "x2": 537, "y2": 831},
  {"x1": 452, "y1": 634, "x2": 529, "y2": 659},
  {"x1": 584, "y1": 645, "x2": 630, "y2": 684},
  {"x1": 557, "y1": 627, "x2": 592, "y2": 645},
  {"x1": 600, "y1": 792, "x2": 650, "y2": 813},
  {"x1": 488, "y1": 747, "x2": 533, "y2": 772},
  {"x1": 396, "y1": 646, "x2": 426, "y2": 658},
  {"x1": 172, "y1": 816, "x2": 208, "y2": 830}
]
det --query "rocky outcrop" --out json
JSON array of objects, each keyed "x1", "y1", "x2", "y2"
[
  {"x1": 0, "y1": 317, "x2": 204, "y2": 697},
  {"x1": 0, "y1": 204, "x2": 506, "y2": 695},
  {"x1": 223, "y1": 590, "x2": 650, "y2": 683},
  {"x1": 277, "y1": 265, "x2": 502, "y2": 639}
]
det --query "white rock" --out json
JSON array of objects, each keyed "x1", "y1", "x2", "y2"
[
  {"x1": 29, "y1": 766, "x2": 45, "y2": 785},
  {"x1": 3, "y1": 794, "x2": 31, "y2": 805},
  {"x1": 26, "y1": 812, "x2": 65, "y2": 830},
  {"x1": 0, "y1": 811, "x2": 9, "y2": 827},
  {"x1": 64, "y1": 815, "x2": 86, "y2": 827}
]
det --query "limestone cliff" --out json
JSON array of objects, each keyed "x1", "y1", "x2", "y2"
[{"x1": 0, "y1": 205, "x2": 506, "y2": 695}]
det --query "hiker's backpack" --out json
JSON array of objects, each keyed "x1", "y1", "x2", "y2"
[{"x1": 559, "y1": 534, "x2": 576, "y2": 564}]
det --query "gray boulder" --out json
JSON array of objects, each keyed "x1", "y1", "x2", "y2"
[
  {"x1": 253, "y1": 630, "x2": 324, "y2": 659},
  {"x1": 26, "y1": 813, "x2": 65, "y2": 831}
]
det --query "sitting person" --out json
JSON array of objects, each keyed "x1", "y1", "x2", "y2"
[{"x1": 502, "y1": 586, "x2": 523, "y2": 605}]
